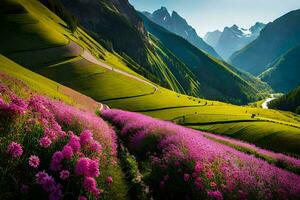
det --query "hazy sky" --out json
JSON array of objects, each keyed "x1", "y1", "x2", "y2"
[{"x1": 129, "y1": 0, "x2": 300, "y2": 37}]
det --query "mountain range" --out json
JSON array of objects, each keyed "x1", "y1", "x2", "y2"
[
  {"x1": 229, "y1": 9, "x2": 300, "y2": 76},
  {"x1": 143, "y1": 7, "x2": 221, "y2": 59},
  {"x1": 204, "y1": 23, "x2": 265, "y2": 60}
]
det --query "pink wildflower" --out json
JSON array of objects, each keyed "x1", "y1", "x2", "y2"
[
  {"x1": 83, "y1": 177, "x2": 99, "y2": 196},
  {"x1": 62, "y1": 145, "x2": 73, "y2": 160},
  {"x1": 80, "y1": 130, "x2": 93, "y2": 145},
  {"x1": 7, "y1": 142, "x2": 23, "y2": 158},
  {"x1": 194, "y1": 161, "x2": 203, "y2": 173},
  {"x1": 50, "y1": 151, "x2": 63, "y2": 171},
  {"x1": 210, "y1": 182, "x2": 217, "y2": 187},
  {"x1": 183, "y1": 173, "x2": 190, "y2": 182},
  {"x1": 207, "y1": 190, "x2": 223, "y2": 200},
  {"x1": 106, "y1": 176, "x2": 113, "y2": 184},
  {"x1": 35, "y1": 171, "x2": 48, "y2": 184},
  {"x1": 88, "y1": 159, "x2": 100, "y2": 177},
  {"x1": 60, "y1": 170, "x2": 70, "y2": 180},
  {"x1": 90, "y1": 140, "x2": 102, "y2": 154},
  {"x1": 78, "y1": 196, "x2": 87, "y2": 200},
  {"x1": 39, "y1": 136, "x2": 52, "y2": 148},
  {"x1": 68, "y1": 135, "x2": 81, "y2": 152},
  {"x1": 29, "y1": 155, "x2": 40, "y2": 168},
  {"x1": 75, "y1": 157, "x2": 90, "y2": 176}
]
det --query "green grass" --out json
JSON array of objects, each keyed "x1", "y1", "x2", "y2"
[
  {"x1": 0, "y1": 54, "x2": 73, "y2": 103},
  {"x1": 190, "y1": 121, "x2": 300, "y2": 156}
]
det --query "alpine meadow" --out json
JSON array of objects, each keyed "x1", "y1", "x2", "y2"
[{"x1": 0, "y1": 0, "x2": 300, "y2": 200}]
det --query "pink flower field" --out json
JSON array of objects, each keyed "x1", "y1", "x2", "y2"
[
  {"x1": 1, "y1": 76, "x2": 300, "y2": 200},
  {"x1": 0, "y1": 82, "x2": 127, "y2": 200},
  {"x1": 102, "y1": 109, "x2": 300, "y2": 200}
]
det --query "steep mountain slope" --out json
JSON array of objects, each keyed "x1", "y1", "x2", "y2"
[
  {"x1": 259, "y1": 45, "x2": 300, "y2": 93},
  {"x1": 269, "y1": 85, "x2": 300, "y2": 114},
  {"x1": 143, "y1": 7, "x2": 221, "y2": 59},
  {"x1": 36, "y1": 0, "x2": 270, "y2": 104},
  {"x1": 47, "y1": 0, "x2": 203, "y2": 96},
  {"x1": 203, "y1": 30, "x2": 222, "y2": 47},
  {"x1": 230, "y1": 9, "x2": 300, "y2": 75},
  {"x1": 205, "y1": 23, "x2": 265, "y2": 60},
  {"x1": 140, "y1": 13, "x2": 271, "y2": 104}
]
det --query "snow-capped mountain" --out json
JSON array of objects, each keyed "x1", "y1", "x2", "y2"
[
  {"x1": 143, "y1": 7, "x2": 221, "y2": 59},
  {"x1": 204, "y1": 22, "x2": 265, "y2": 60}
]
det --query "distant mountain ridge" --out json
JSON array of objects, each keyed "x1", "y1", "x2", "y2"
[
  {"x1": 204, "y1": 22, "x2": 265, "y2": 60},
  {"x1": 143, "y1": 7, "x2": 221, "y2": 59},
  {"x1": 229, "y1": 9, "x2": 300, "y2": 76}
]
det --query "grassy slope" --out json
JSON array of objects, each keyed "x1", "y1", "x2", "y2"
[{"x1": 0, "y1": 0, "x2": 300, "y2": 156}]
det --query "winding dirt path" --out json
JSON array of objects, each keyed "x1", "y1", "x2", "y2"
[{"x1": 81, "y1": 50, "x2": 158, "y2": 93}]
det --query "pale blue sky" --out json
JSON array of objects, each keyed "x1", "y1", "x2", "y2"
[{"x1": 129, "y1": 0, "x2": 300, "y2": 36}]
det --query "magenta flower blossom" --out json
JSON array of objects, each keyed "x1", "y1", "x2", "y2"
[
  {"x1": 90, "y1": 140, "x2": 102, "y2": 154},
  {"x1": 29, "y1": 155, "x2": 40, "y2": 168},
  {"x1": 35, "y1": 171, "x2": 62, "y2": 199},
  {"x1": 36, "y1": 171, "x2": 48, "y2": 185},
  {"x1": 75, "y1": 157, "x2": 90, "y2": 176},
  {"x1": 88, "y1": 159, "x2": 100, "y2": 178},
  {"x1": 60, "y1": 170, "x2": 70, "y2": 180},
  {"x1": 106, "y1": 176, "x2": 113, "y2": 184},
  {"x1": 40, "y1": 136, "x2": 52, "y2": 148},
  {"x1": 62, "y1": 145, "x2": 73, "y2": 160},
  {"x1": 68, "y1": 135, "x2": 81, "y2": 152},
  {"x1": 207, "y1": 190, "x2": 223, "y2": 200},
  {"x1": 83, "y1": 177, "x2": 100, "y2": 196},
  {"x1": 80, "y1": 130, "x2": 93, "y2": 146},
  {"x1": 50, "y1": 151, "x2": 64, "y2": 171},
  {"x1": 78, "y1": 196, "x2": 87, "y2": 200},
  {"x1": 75, "y1": 157, "x2": 99, "y2": 177},
  {"x1": 7, "y1": 142, "x2": 23, "y2": 158},
  {"x1": 183, "y1": 173, "x2": 190, "y2": 182}
]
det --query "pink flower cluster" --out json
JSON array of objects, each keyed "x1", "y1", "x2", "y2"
[
  {"x1": 1, "y1": 83, "x2": 117, "y2": 199},
  {"x1": 203, "y1": 132, "x2": 300, "y2": 173},
  {"x1": 102, "y1": 109, "x2": 300, "y2": 199},
  {"x1": 0, "y1": 95, "x2": 27, "y2": 116},
  {"x1": 35, "y1": 171, "x2": 63, "y2": 200},
  {"x1": 7, "y1": 142, "x2": 23, "y2": 158}
]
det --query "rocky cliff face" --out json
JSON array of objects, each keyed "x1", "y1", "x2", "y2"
[{"x1": 143, "y1": 7, "x2": 221, "y2": 59}]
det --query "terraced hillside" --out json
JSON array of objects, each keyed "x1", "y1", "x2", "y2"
[{"x1": 0, "y1": 0, "x2": 299, "y2": 157}]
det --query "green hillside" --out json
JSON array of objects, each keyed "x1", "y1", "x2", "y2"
[
  {"x1": 53, "y1": 0, "x2": 200, "y2": 96},
  {"x1": 269, "y1": 86, "x2": 300, "y2": 114},
  {"x1": 140, "y1": 13, "x2": 271, "y2": 104},
  {"x1": 259, "y1": 45, "x2": 300, "y2": 93},
  {"x1": 0, "y1": 0, "x2": 299, "y2": 156},
  {"x1": 229, "y1": 9, "x2": 300, "y2": 76}
]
